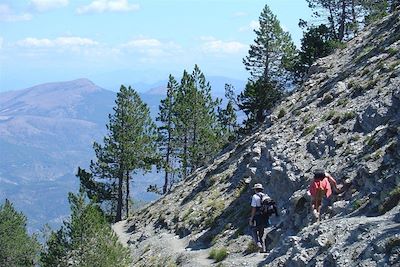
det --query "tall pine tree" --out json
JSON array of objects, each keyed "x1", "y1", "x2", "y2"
[
  {"x1": 78, "y1": 85, "x2": 158, "y2": 222},
  {"x1": 155, "y1": 65, "x2": 227, "y2": 183},
  {"x1": 240, "y1": 4, "x2": 296, "y2": 127},
  {"x1": 157, "y1": 75, "x2": 179, "y2": 194},
  {"x1": 243, "y1": 4, "x2": 297, "y2": 84}
]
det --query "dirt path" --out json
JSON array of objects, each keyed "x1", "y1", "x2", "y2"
[
  {"x1": 112, "y1": 220, "x2": 131, "y2": 248},
  {"x1": 113, "y1": 220, "x2": 269, "y2": 266}
]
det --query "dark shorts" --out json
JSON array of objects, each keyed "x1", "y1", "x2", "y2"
[{"x1": 253, "y1": 214, "x2": 270, "y2": 228}]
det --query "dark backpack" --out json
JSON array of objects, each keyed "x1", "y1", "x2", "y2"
[{"x1": 257, "y1": 193, "x2": 278, "y2": 217}]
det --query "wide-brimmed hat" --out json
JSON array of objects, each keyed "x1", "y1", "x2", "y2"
[{"x1": 252, "y1": 183, "x2": 264, "y2": 190}]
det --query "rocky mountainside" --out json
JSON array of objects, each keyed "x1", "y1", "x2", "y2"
[{"x1": 114, "y1": 12, "x2": 400, "y2": 266}]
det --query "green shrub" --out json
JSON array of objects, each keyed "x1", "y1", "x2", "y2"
[
  {"x1": 302, "y1": 124, "x2": 316, "y2": 136},
  {"x1": 321, "y1": 93, "x2": 334, "y2": 105},
  {"x1": 244, "y1": 241, "x2": 260, "y2": 254},
  {"x1": 278, "y1": 108, "x2": 286, "y2": 119},
  {"x1": 366, "y1": 79, "x2": 378, "y2": 90},
  {"x1": 353, "y1": 197, "x2": 369, "y2": 210},
  {"x1": 379, "y1": 187, "x2": 400, "y2": 214},
  {"x1": 209, "y1": 247, "x2": 228, "y2": 262},
  {"x1": 302, "y1": 115, "x2": 310, "y2": 124},
  {"x1": 341, "y1": 111, "x2": 356, "y2": 123},
  {"x1": 323, "y1": 110, "x2": 337, "y2": 121},
  {"x1": 387, "y1": 47, "x2": 398, "y2": 57},
  {"x1": 366, "y1": 135, "x2": 375, "y2": 147},
  {"x1": 337, "y1": 98, "x2": 349, "y2": 106},
  {"x1": 362, "y1": 68, "x2": 370, "y2": 76}
]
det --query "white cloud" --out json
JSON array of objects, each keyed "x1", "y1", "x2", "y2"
[
  {"x1": 77, "y1": 0, "x2": 139, "y2": 14},
  {"x1": 0, "y1": 4, "x2": 32, "y2": 22},
  {"x1": 239, "y1": 20, "x2": 260, "y2": 32},
  {"x1": 122, "y1": 38, "x2": 161, "y2": 48},
  {"x1": 17, "y1": 37, "x2": 99, "y2": 48},
  {"x1": 233, "y1": 11, "x2": 247, "y2": 17},
  {"x1": 0, "y1": 37, "x2": 3, "y2": 49},
  {"x1": 31, "y1": 0, "x2": 69, "y2": 11},
  {"x1": 201, "y1": 37, "x2": 247, "y2": 54},
  {"x1": 120, "y1": 37, "x2": 183, "y2": 63}
]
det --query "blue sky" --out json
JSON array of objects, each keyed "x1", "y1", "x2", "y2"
[{"x1": 0, "y1": 0, "x2": 313, "y2": 92}]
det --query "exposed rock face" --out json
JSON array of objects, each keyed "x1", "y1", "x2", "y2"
[{"x1": 114, "y1": 12, "x2": 400, "y2": 266}]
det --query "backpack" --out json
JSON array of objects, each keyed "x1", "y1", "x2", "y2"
[{"x1": 256, "y1": 193, "x2": 278, "y2": 217}]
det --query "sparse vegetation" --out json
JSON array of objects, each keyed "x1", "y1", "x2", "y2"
[
  {"x1": 209, "y1": 247, "x2": 228, "y2": 262},
  {"x1": 337, "y1": 98, "x2": 349, "y2": 106},
  {"x1": 387, "y1": 47, "x2": 398, "y2": 57},
  {"x1": 321, "y1": 93, "x2": 334, "y2": 105},
  {"x1": 341, "y1": 111, "x2": 357, "y2": 123},
  {"x1": 302, "y1": 124, "x2": 317, "y2": 136},
  {"x1": 356, "y1": 45, "x2": 374, "y2": 63},
  {"x1": 353, "y1": 197, "x2": 369, "y2": 210},
  {"x1": 278, "y1": 108, "x2": 286, "y2": 119},
  {"x1": 322, "y1": 110, "x2": 337, "y2": 121},
  {"x1": 302, "y1": 115, "x2": 311, "y2": 124},
  {"x1": 372, "y1": 149, "x2": 383, "y2": 160},
  {"x1": 245, "y1": 241, "x2": 260, "y2": 254},
  {"x1": 362, "y1": 68, "x2": 370, "y2": 76},
  {"x1": 366, "y1": 79, "x2": 378, "y2": 90},
  {"x1": 379, "y1": 186, "x2": 400, "y2": 214}
]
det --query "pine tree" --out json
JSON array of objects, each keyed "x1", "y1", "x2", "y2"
[
  {"x1": 157, "y1": 75, "x2": 179, "y2": 194},
  {"x1": 360, "y1": 0, "x2": 398, "y2": 24},
  {"x1": 305, "y1": 0, "x2": 354, "y2": 41},
  {"x1": 188, "y1": 65, "x2": 221, "y2": 172},
  {"x1": 0, "y1": 199, "x2": 40, "y2": 267},
  {"x1": 238, "y1": 79, "x2": 282, "y2": 126},
  {"x1": 291, "y1": 24, "x2": 337, "y2": 83},
  {"x1": 174, "y1": 70, "x2": 194, "y2": 179},
  {"x1": 41, "y1": 190, "x2": 132, "y2": 267},
  {"x1": 217, "y1": 84, "x2": 238, "y2": 142},
  {"x1": 78, "y1": 85, "x2": 158, "y2": 222},
  {"x1": 160, "y1": 65, "x2": 226, "y2": 180},
  {"x1": 240, "y1": 4, "x2": 296, "y2": 128},
  {"x1": 243, "y1": 4, "x2": 297, "y2": 84},
  {"x1": 305, "y1": 0, "x2": 398, "y2": 41}
]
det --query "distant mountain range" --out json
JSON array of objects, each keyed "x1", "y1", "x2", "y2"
[{"x1": 0, "y1": 77, "x2": 245, "y2": 231}]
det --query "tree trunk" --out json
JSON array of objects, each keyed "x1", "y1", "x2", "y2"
[
  {"x1": 328, "y1": 2, "x2": 338, "y2": 40},
  {"x1": 351, "y1": 0, "x2": 357, "y2": 34},
  {"x1": 125, "y1": 171, "x2": 130, "y2": 219},
  {"x1": 163, "y1": 117, "x2": 173, "y2": 194},
  {"x1": 182, "y1": 133, "x2": 188, "y2": 179},
  {"x1": 115, "y1": 173, "x2": 123, "y2": 222},
  {"x1": 338, "y1": 0, "x2": 347, "y2": 41}
]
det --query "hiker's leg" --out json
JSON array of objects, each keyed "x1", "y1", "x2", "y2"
[
  {"x1": 251, "y1": 226, "x2": 258, "y2": 244},
  {"x1": 258, "y1": 227, "x2": 264, "y2": 243},
  {"x1": 316, "y1": 197, "x2": 322, "y2": 221}
]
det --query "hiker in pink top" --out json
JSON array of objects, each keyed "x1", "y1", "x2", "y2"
[{"x1": 308, "y1": 169, "x2": 337, "y2": 221}]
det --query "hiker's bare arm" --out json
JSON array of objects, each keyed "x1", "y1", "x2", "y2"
[
  {"x1": 325, "y1": 172, "x2": 338, "y2": 190},
  {"x1": 249, "y1": 207, "x2": 257, "y2": 225}
]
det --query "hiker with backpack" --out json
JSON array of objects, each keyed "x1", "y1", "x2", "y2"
[
  {"x1": 308, "y1": 169, "x2": 338, "y2": 221},
  {"x1": 249, "y1": 183, "x2": 278, "y2": 252}
]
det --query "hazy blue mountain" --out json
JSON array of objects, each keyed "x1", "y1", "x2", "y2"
[{"x1": 0, "y1": 79, "x2": 163, "y2": 231}]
